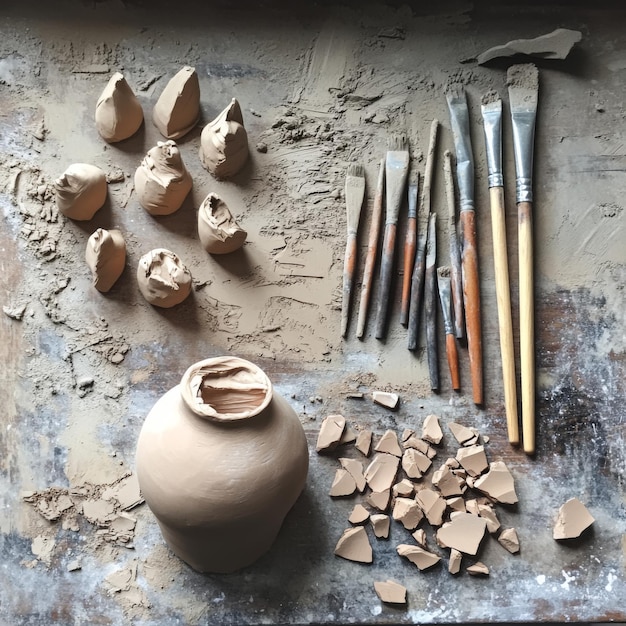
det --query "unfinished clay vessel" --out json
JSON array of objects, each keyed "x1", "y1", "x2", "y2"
[
  {"x1": 135, "y1": 356, "x2": 309, "y2": 573},
  {"x1": 152, "y1": 66, "x2": 200, "y2": 139},
  {"x1": 199, "y1": 98, "x2": 249, "y2": 178},
  {"x1": 197, "y1": 192, "x2": 247, "y2": 254},
  {"x1": 55, "y1": 163, "x2": 107, "y2": 220},
  {"x1": 95, "y1": 72, "x2": 143, "y2": 143},
  {"x1": 85, "y1": 228, "x2": 126, "y2": 292},
  {"x1": 134, "y1": 141, "x2": 192, "y2": 216},
  {"x1": 136, "y1": 248, "x2": 192, "y2": 308}
]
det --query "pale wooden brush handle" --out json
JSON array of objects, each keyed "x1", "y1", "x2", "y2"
[
  {"x1": 518, "y1": 200, "x2": 535, "y2": 455},
  {"x1": 490, "y1": 187, "x2": 519, "y2": 445}
]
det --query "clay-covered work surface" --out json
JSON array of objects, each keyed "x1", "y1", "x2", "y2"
[{"x1": 0, "y1": 1, "x2": 625, "y2": 624}]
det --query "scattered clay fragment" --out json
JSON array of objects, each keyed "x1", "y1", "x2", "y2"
[
  {"x1": 199, "y1": 98, "x2": 249, "y2": 178},
  {"x1": 445, "y1": 457, "x2": 460, "y2": 469},
  {"x1": 432, "y1": 465, "x2": 464, "y2": 497},
  {"x1": 339, "y1": 458, "x2": 366, "y2": 492},
  {"x1": 349, "y1": 504, "x2": 370, "y2": 525},
  {"x1": 498, "y1": 527, "x2": 520, "y2": 553},
  {"x1": 355, "y1": 429, "x2": 373, "y2": 456},
  {"x1": 436, "y1": 513, "x2": 487, "y2": 555},
  {"x1": 367, "y1": 490, "x2": 391, "y2": 512},
  {"x1": 55, "y1": 163, "x2": 107, "y2": 220},
  {"x1": 329, "y1": 469, "x2": 357, "y2": 497},
  {"x1": 374, "y1": 580, "x2": 407, "y2": 604},
  {"x1": 403, "y1": 436, "x2": 433, "y2": 456},
  {"x1": 375, "y1": 430, "x2": 403, "y2": 457},
  {"x1": 415, "y1": 488, "x2": 446, "y2": 526},
  {"x1": 134, "y1": 141, "x2": 192, "y2": 216},
  {"x1": 371, "y1": 514, "x2": 390, "y2": 538},
  {"x1": 422, "y1": 414, "x2": 443, "y2": 444},
  {"x1": 448, "y1": 422, "x2": 475, "y2": 445},
  {"x1": 477, "y1": 501, "x2": 501, "y2": 534},
  {"x1": 446, "y1": 496, "x2": 466, "y2": 513},
  {"x1": 316, "y1": 415, "x2": 346, "y2": 452},
  {"x1": 85, "y1": 228, "x2": 126, "y2": 293},
  {"x1": 402, "y1": 448, "x2": 431, "y2": 479},
  {"x1": 364, "y1": 453, "x2": 399, "y2": 492},
  {"x1": 456, "y1": 445, "x2": 489, "y2": 477},
  {"x1": 393, "y1": 479, "x2": 414, "y2": 498},
  {"x1": 397, "y1": 544, "x2": 441, "y2": 571},
  {"x1": 465, "y1": 499, "x2": 479, "y2": 516},
  {"x1": 553, "y1": 497, "x2": 595, "y2": 540},
  {"x1": 136, "y1": 248, "x2": 192, "y2": 308},
  {"x1": 338, "y1": 424, "x2": 358, "y2": 445},
  {"x1": 392, "y1": 497, "x2": 424, "y2": 530},
  {"x1": 152, "y1": 66, "x2": 200, "y2": 139},
  {"x1": 372, "y1": 391, "x2": 399, "y2": 409},
  {"x1": 67, "y1": 559, "x2": 82, "y2": 572},
  {"x1": 401, "y1": 428, "x2": 414, "y2": 443},
  {"x1": 334, "y1": 526, "x2": 373, "y2": 563},
  {"x1": 449, "y1": 548, "x2": 462, "y2": 574},
  {"x1": 473, "y1": 460, "x2": 518, "y2": 504},
  {"x1": 467, "y1": 562, "x2": 489, "y2": 576},
  {"x1": 412, "y1": 528, "x2": 426, "y2": 546},
  {"x1": 198, "y1": 192, "x2": 247, "y2": 254},
  {"x1": 95, "y1": 72, "x2": 143, "y2": 143}
]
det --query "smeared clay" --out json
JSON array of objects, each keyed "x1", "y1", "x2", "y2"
[
  {"x1": 134, "y1": 141, "x2": 192, "y2": 216},
  {"x1": 152, "y1": 66, "x2": 200, "y2": 139},
  {"x1": 55, "y1": 163, "x2": 107, "y2": 220},
  {"x1": 197, "y1": 193, "x2": 247, "y2": 254},
  {"x1": 334, "y1": 526, "x2": 372, "y2": 563},
  {"x1": 199, "y1": 98, "x2": 249, "y2": 178},
  {"x1": 553, "y1": 497, "x2": 595, "y2": 540},
  {"x1": 136, "y1": 248, "x2": 192, "y2": 308},
  {"x1": 396, "y1": 544, "x2": 441, "y2": 570},
  {"x1": 374, "y1": 580, "x2": 406, "y2": 604},
  {"x1": 85, "y1": 228, "x2": 126, "y2": 292},
  {"x1": 95, "y1": 72, "x2": 143, "y2": 143}
]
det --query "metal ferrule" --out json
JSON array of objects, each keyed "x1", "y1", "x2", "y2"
[
  {"x1": 482, "y1": 108, "x2": 503, "y2": 189},
  {"x1": 437, "y1": 276, "x2": 454, "y2": 335},
  {"x1": 511, "y1": 111, "x2": 536, "y2": 203},
  {"x1": 447, "y1": 99, "x2": 475, "y2": 213},
  {"x1": 426, "y1": 213, "x2": 437, "y2": 266},
  {"x1": 408, "y1": 183, "x2": 418, "y2": 219}
]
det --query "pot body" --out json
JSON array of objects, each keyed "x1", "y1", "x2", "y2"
[{"x1": 135, "y1": 357, "x2": 309, "y2": 573}]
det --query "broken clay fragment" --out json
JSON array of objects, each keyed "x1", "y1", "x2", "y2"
[
  {"x1": 436, "y1": 513, "x2": 487, "y2": 555},
  {"x1": 197, "y1": 193, "x2": 247, "y2": 254},
  {"x1": 85, "y1": 228, "x2": 126, "y2": 292},
  {"x1": 449, "y1": 548, "x2": 462, "y2": 574},
  {"x1": 374, "y1": 580, "x2": 407, "y2": 604},
  {"x1": 339, "y1": 458, "x2": 366, "y2": 492},
  {"x1": 334, "y1": 526, "x2": 373, "y2": 563},
  {"x1": 329, "y1": 469, "x2": 357, "y2": 497},
  {"x1": 392, "y1": 497, "x2": 424, "y2": 530},
  {"x1": 316, "y1": 415, "x2": 346, "y2": 452},
  {"x1": 95, "y1": 72, "x2": 143, "y2": 143},
  {"x1": 456, "y1": 445, "x2": 489, "y2": 478},
  {"x1": 397, "y1": 544, "x2": 441, "y2": 570},
  {"x1": 55, "y1": 163, "x2": 107, "y2": 220},
  {"x1": 355, "y1": 429, "x2": 372, "y2": 456},
  {"x1": 477, "y1": 501, "x2": 501, "y2": 534},
  {"x1": 392, "y1": 479, "x2": 415, "y2": 498},
  {"x1": 473, "y1": 461, "x2": 518, "y2": 504},
  {"x1": 136, "y1": 248, "x2": 192, "y2": 308},
  {"x1": 415, "y1": 488, "x2": 446, "y2": 526},
  {"x1": 402, "y1": 448, "x2": 431, "y2": 480},
  {"x1": 374, "y1": 430, "x2": 403, "y2": 457},
  {"x1": 422, "y1": 414, "x2": 443, "y2": 444},
  {"x1": 446, "y1": 496, "x2": 466, "y2": 512},
  {"x1": 412, "y1": 528, "x2": 426, "y2": 546},
  {"x1": 349, "y1": 504, "x2": 370, "y2": 525},
  {"x1": 370, "y1": 514, "x2": 390, "y2": 538},
  {"x1": 367, "y1": 490, "x2": 391, "y2": 512},
  {"x1": 553, "y1": 497, "x2": 595, "y2": 540},
  {"x1": 448, "y1": 422, "x2": 476, "y2": 445},
  {"x1": 432, "y1": 465, "x2": 464, "y2": 497},
  {"x1": 467, "y1": 562, "x2": 489, "y2": 576},
  {"x1": 153, "y1": 66, "x2": 200, "y2": 139},
  {"x1": 364, "y1": 453, "x2": 399, "y2": 492},
  {"x1": 498, "y1": 527, "x2": 520, "y2": 553},
  {"x1": 372, "y1": 391, "x2": 399, "y2": 409}
]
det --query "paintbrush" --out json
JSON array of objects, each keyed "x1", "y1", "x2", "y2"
[
  {"x1": 446, "y1": 84, "x2": 483, "y2": 405},
  {"x1": 424, "y1": 212, "x2": 438, "y2": 391},
  {"x1": 437, "y1": 266, "x2": 460, "y2": 390},
  {"x1": 400, "y1": 176, "x2": 419, "y2": 326},
  {"x1": 356, "y1": 159, "x2": 385, "y2": 339},
  {"x1": 508, "y1": 63, "x2": 539, "y2": 455},
  {"x1": 341, "y1": 163, "x2": 366, "y2": 337},
  {"x1": 481, "y1": 90, "x2": 519, "y2": 446},
  {"x1": 443, "y1": 150, "x2": 464, "y2": 339},
  {"x1": 374, "y1": 134, "x2": 410, "y2": 339}
]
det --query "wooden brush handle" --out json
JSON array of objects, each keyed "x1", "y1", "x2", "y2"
[
  {"x1": 446, "y1": 333, "x2": 460, "y2": 390},
  {"x1": 374, "y1": 223, "x2": 397, "y2": 339},
  {"x1": 400, "y1": 216, "x2": 417, "y2": 326},
  {"x1": 424, "y1": 264, "x2": 439, "y2": 391},
  {"x1": 407, "y1": 239, "x2": 426, "y2": 350},
  {"x1": 341, "y1": 232, "x2": 358, "y2": 337},
  {"x1": 460, "y1": 210, "x2": 483, "y2": 405},
  {"x1": 519, "y1": 200, "x2": 535, "y2": 455},
  {"x1": 490, "y1": 187, "x2": 519, "y2": 445}
]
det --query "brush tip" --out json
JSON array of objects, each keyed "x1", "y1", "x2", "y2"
[
  {"x1": 437, "y1": 265, "x2": 451, "y2": 278},
  {"x1": 507, "y1": 63, "x2": 538, "y2": 90},
  {"x1": 347, "y1": 163, "x2": 365, "y2": 178},
  {"x1": 481, "y1": 89, "x2": 501, "y2": 106},
  {"x1": 445, "y1": 82, "x2": 466, "y2": 102},
  {"x1": 388, "y1": 133, "x2": 408, "y2": 151}
]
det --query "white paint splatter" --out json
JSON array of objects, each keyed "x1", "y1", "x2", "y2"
[
  {"x1": 606, "y1": 571, "x2": 617, "y2": 592},
  {"x1": 536, "y1": 574, "x2": 546, "y2": 585},
  {"x1": 371, "y1": 605, "x2": 382, "y2": 616},
  {"x1": 561, "y1": 570, "x2": 576, "y2": 590}
]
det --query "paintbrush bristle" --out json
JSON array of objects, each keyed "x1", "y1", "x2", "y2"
[
  {"x1": 388, "y1": 134, "x2": 408, "y2": 152},
  {"x1": 437, "y1": 266, "x2": 451, "y2": 278},
  {"x1": 507, "y1": 64, "x2": 539, "y2": 110},
  {"x1": 445, "y1": 83, "x2": 466, "y2": 104},
  {"x1": 347, "y1": 163, "x2": 365, "y2": 178}
]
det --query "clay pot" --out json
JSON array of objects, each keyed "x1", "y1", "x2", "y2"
[
  {"x1": 135, "y1": 356, "x2": 309, "y2": 573},
  {"x1": 197, "y1": 192, "x2": 247, "y2": 254}
]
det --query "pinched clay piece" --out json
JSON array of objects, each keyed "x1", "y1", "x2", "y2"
[
  {"x1": 316, "y1": 415, "x2": 346, "y2": 452},
  {"x1": 473, "y1": 461, "x2": 518, "y2": 504},
  {"x1": 85, "y1": 228, "x2": 126, "y2": 292},
  {"x1": 397, "y1": 544, "x2": 441, "y2": 570},
  {"x1": 371, "y1": 514, "x2": 390, "y2": 538},
  {"x1": 136, "y1": 248, "x2": 192, "y2": 308},
  {"x1": 339, "y1": 458, "x2": 366, "y2": 492},
  {"x1": 432, "y1": 465, "x2": 464, "y2": 497},
  {"x1": 198, "y1": 193, "x2": 247, "y2": 254},
  {"x1": 329, "y1": 469, "x2": 357, "y2": 497},
  {"x1": 372, "y1": 391, "x2": 399, "y2": 409},
  {"x1": 448, "y1": 422, "x2": 476, "y2": 445},
  {"x1": 334, "y1": 526, "x2": 372, "y2": 563},
  {"x1": 436, "y1": 513, "x2": 487, "y2": 555},
  {"x1": 402, "y1": 448, "x2": 431, "y2": 479},
  {"x1": 467, "y1": 562, "x2": 489, "y2": 576},
  {"x1": 374, "y1": 580, "x2": 407, "y2": 604},
  {"x1": 152, "y1": 66, "x2": 200, "y2": 139},
  {"x1": 553, "y1": 498, "x2": 595, "y2": 540},
  {"x1": 498, "y1": 527, "x2": 520, "y2": 553},
  {"x1": 199, "y1": 98, "x2": 249, "y2": 178},
  {"x1": 95, "y1": 72, "x2": 143, "y2": 143},
  {"x1": 392, "y1": 497, "x2": 424, "y2": 530},
  {"x1": 55, "y1": 163, "x2": 107, "y2": 220},
  {"x1": 375, "y1": 430, "x2": 403, "y2": 457},
  {"x1": 412, "y1": 528, "x2": 426, "y2": 546},
  {"x1": 392, "y1": 479, "x2": 415, "y2": 498},
  {"x1": 349, "y1": 504, "x2": 370, "y2": 525},
  {"x1": 364, "y1": 453, "x2": 399, "y2": 492},
  {"x1": 355, "y1": 429, "x2": 372, "y2": 456},
  {"x1": 422, "y1": 414, "x2": 443, "y2": 444},
  {"x1": 449, "y1": 548, "x2": 462, "y2": 574},
  {"x1": 456, "y1": 445, "x2": 489, "y2": 477},
  {"x1": 415, "y1": 488, "x2": 446, "y2": 526},
  {"x1": 367, "y1": 490, "x2": 390, "y2": 512}
]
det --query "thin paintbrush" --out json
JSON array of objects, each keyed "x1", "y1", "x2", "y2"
[
  {"x1": 375, "y1": 134, "x2": 410, "y2": 339},
  {"x1": 424, "y1": 212, "x2": 438, "y2": 391},
  {"x1": 481, "y1": 91, "x2": 519, "y2": 446},
  {"x1": 341, "y1": 163, "x2": 366, "y2": 337},
  {"x1": 356, "y1": 159, "x2": 385, "y2": 339},
  {"x1": 446, "y1": 84, "x2": 483, "y2": 405},
  {"x1": 508, "y1": 63, "x2": 539, "y2": 455},
  {"x1": 400, "y1": 176, "x2": 419, "y2": 326},
  {"x1": 437, "y1": 266, "x2": 460, "y2": 390}
]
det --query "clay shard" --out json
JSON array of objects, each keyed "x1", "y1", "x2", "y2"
[
  {"x1": 412, "y1": 528, "x2": 426, "y2": 546},
  {"x1": 446, "y1": 496, "x2": 466, "y2": 513},
  {"x1": 467, "y1": 561, "x2": 489, "y2": 576},
  {"x1": 392, "y1": 497, "x2": 424, "y2": 530},
  {"x1": 456, "y1": 445, "x2": 489, "y2": 477},
  {"x1": 415, "y1": 488, "x2": 446, "y2": 527},
  {"x1": 316, "y1": 415, "x2": 346, "y2": 452},
  {"x1": 355, "y1": 429, "x2": 373, "y2": 456},
  {"x1": 436, "y1": 513, "x2": 487, "y2": 555},
  {"x1": 498, "y1": 527, "x2": 520, "y2": 553},
  {"x1": 432, "y1": 465, "x2": 464, "y2": 497},
  {"x1": 334, "y1": 526, "x2": 373, "y2": 563},
  {"x1": 339, "y1": 458, "x2": 367, "y2": 492},
  {"x1": 422, "y1": 414, "x2": 443, "y2": 444},
  {"x1": 95, "y1": 72, "x2": 143, "y2": 143},
  {"x1": 396, "y1": 544, "x2": 441, "y2": 570},
  {"x1": 374, "y1": 580, "x2": 407, "y2": 604},
  {"x1": 392, "y1": 479, "x2": 415, "y2": 498},
  {"x1": 372, "y1": 391, "x2": 399, "y2": 409},
  {"x1": 85, "y1": 228, "x2": 126, "y2": 292},
  {"x1": 134, "y1": 141, "x2": 192, "y2": 216},
  {"x1": 197, "y1": 192, "x2": 247, "y2": 254},
  {"x1": 402, "y1": 448, "x2": 432, "y2": 480},
  {"x1": 199, "y1": 98, "x2": 249, "y2": 178},
  {"x1": 364, "y1": 453, "x2": 399, "y2": 492},
  {"x1": 449, "y1": 548, "x2": 462, "y2": 574},
  {"x1": 477, "y1": 501, "x2": 501, "y2": 534},
  {"x1": 403, "y1": 436, "x2": 433, "y2": 456},
  {"x1": 153, "y1": 66, "x2": 200, "y2": 139},
  {"x1": 448, "y1": 422, "x2": 476, "y2": 445},
  {"x1": 329, "y1": 469, "x2": 357, "y2": 497},
  {"x1": 136, "y1": 248, "x2": 192, "y2": 308},
  {"x1": 553, "y1": 497, "x2": 595, "y2": 540},
  {"x1": 371, "y1": 514, "x2": 390, "y2": 538},
  {"x1": 348, "y1": 504, "x2": 370, "y2": 525},
  {"x1": 374, "y1": 430, "x2": 403, "y2": 457},
  {"x1": 473, "y1": 460, "x2": 518, "y2": 504},
  {"x1": 367, "y1": 490, "x2": 391, "y2": 512},
  {"x1": 55, "y1": 163, "x2": 107, "y2": 220}
]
